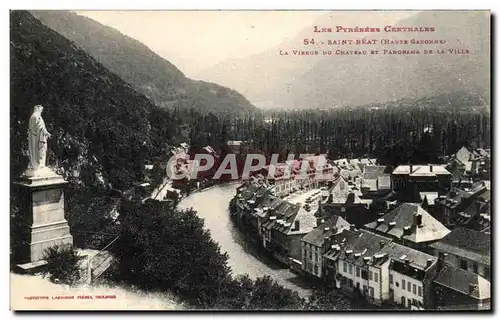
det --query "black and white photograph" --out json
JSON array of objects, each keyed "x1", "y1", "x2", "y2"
[{"x1": 9, "y1": 9, "x2": 491, "y2": 311}]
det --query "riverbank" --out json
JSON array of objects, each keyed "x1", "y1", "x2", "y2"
[{"x1": 177, "y1": 184, "x2": 315, "y2": 298}]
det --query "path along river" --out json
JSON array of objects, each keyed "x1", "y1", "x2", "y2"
[{"x1": 178, "y1": 184, "x2": 314, "y2": 298}]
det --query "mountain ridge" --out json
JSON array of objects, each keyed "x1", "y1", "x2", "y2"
[
  {"x1": 30, "y1": 10, "x2": 257, "y2": 115},
  {"x1": 197, "y1": 11, "x2": 490, "y2": 109}
]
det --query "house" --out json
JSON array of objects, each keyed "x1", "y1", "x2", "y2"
[
  {"x1": 263, "y1": 200, "x2": 317, "y2": 265},
  {"x1": 433, "y1": 264, "x2": 490, "y2": 310},
  {"x1": 364, "y1": 203, "x2": 450, "y2": 251},
  {"x1": 322, "y1": 228, "x2": 438, "y2": 308},
  {"x1": 321, "y1": 176, "x2": 373, "y2": 226},
  {"x1": 301, "y1": 215, "x2": 350, "y2": 278},
  {"x1": 323, "y1": 228, "x2": 390, "y2": 305},
  {"x1": 360, "y1": 165, "x2": 392, "y2": 198},
  {"x1": 392, "y1": 165, "x2": 451, "y2": 192},
  {"x1": 447, "y1": 146, "x2": 488, "y2": 177},
  {"x1": 448, "y1": 146, "x2": 476, "y2": 174},
  {"x1": 434, "y1": 181, "x2": 490, "y2": 227},
  {"x1": 348, "y1": 158, "x2": 377, "y2": 172},
  {"x1": 454, "y1": 192, "x2": 491, "y2": 232},
  {"x1": 379, "y1": 242, "x2": 439, "y2": 310},
  {"x1": 429, "y1": 227, "x2": 490, "y2": 280}
]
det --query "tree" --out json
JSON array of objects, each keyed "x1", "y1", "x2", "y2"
[{"x1": 112, "y1": 199, "x2": 232, "y2": 307}]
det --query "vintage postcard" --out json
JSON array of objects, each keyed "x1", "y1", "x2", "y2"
[{"x1": 10, "y1": 10, "x2": 491, "y2": 311}]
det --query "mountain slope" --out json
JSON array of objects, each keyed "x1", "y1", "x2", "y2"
[
  {"x1": 10, "y1": 10, "x2": 158, "y2": 190},
  {"x1": 197, "y1": 11, "x2": 490, "y2": 109},
  {"x1": 30, "y1": 10, "x2": 256, "y2": 115}
]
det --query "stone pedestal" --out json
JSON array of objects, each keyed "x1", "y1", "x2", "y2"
[{"x1": 13, "y1": 170, "x2": 73, "y2": 264}]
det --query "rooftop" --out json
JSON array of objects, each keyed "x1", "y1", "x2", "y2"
[
  {"x1": 364, "y1": 203, "x2": 450, "y2": 243},
  {"x1": 393, "y1": 165, "x2": 451, "y2": 176},
  {"x1": 302, "y1": 215, "x2": 350, "y2": 247},
  {"x1": 324, "y1": 229, "x2": 436, "y2": 271},
  {"x1": 429, "y1": 227, "x2": 490, "y2": 266},
  {"x1": 434, "y1": 263, "x2": 490, "y2": 300}
]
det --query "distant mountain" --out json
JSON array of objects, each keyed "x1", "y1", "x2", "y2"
[
  {"x1": 30, "y1": 10, "x2": 256, "y2": 115},
  {"x1": 197, "y1": 11, "x2": 490, "y2": 109},
  {"x1": 11, "y1": 10, "x2": 160, "y2": 190}
]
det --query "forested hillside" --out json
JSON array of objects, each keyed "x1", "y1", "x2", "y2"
[
  {"x1": 11, "y1": 10, "x2": 157, "y2": 189},
  {"x1": 30, "y1": 10, "x2": 257, "y2": 116}
]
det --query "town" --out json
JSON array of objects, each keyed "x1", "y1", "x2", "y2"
[{"x1": 225, "y1": 146, "x2": 491, "y2": 310}]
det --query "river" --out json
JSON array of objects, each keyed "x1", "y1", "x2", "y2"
[{"x1": 178, "y1": 184, "x2": 314, "y2": 298}]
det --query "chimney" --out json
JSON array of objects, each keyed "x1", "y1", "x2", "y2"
[
  {"x1": 426, "y1": 259, "x2": 433, "y2": 268},
  {"x1": 294, "y1": 220, "x2": 300, "y2": 231},
  {"x1": 346, "y1": 193, "x2": 355, "y2": 204},
  {"x1": 376, "y1": 218, "x2": 384, "y2": 226},
  {"x1": 349, "y1": 224, "x2": 356, "y2": 231},
  {"x1": 388, "y1": 221, "x2": 396, "y2": 229},
  {"x1": 380, "y1": 240, "x2": 386, "y2": 248},
  {"x1": 438, "y1": 252, "x2": 448, "y2": 271},
  {"x1": 403, "y1": 226, "x2": 412, "y2": 235},
  {"x1": 413, "y1": 213, "x2": 423, "y2": 227}
]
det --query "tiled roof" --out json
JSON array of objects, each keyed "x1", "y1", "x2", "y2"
[
  {"x1": 434, "y1": 264, "x2": 490, "y2": 300},
  {"x1": 379, "y1": 242, "x2": 437, "y2": 271},
  {"x1": 287, "y1": 205, "x2": 321, "y2": 236},
  {"x1": 393, "y1": 165, "x2": 451, "y2": 176},
  {"x1": 327, "y1": 176, "x2": 363, "y2": 204},
  {"x1": 268, "y1": 201, "x2": 301, "y2": 233},
  {"x1": 323, "y1": 229, "x2": 436, "y2": 271},
  {"x1": 364, "y1": 203, "x2": 450, "y2": 243},
  {"x1": 453, "y1": 146, "x2": 474, "y2": 171},
  {"x1": 302, "y1": 215, "x2": 350, "y2": 246},
  {"x1": 429, "y1": 227, "x2": 490, "y2": 266},
  {"x1": 324, "y1": 229, "x2": 391, "y2": 267}
]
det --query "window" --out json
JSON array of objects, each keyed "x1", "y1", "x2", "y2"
[
  {"x1": 460, "y1": 259, "x2": 468, "y2": 270},
  {"x1": 396, "y1": 282, "x2": 399, "y2": 287},
  {"x1": 374, "y1": 272, "x2": 379, "y2": 283},
  {"x1": 402, "y1": 279, "x2": 406, "y2": 290},
  {"x1": 356, "y1": 282, "x2": 360, "y2": 289},
  {"x1": 315, "y1": 252, "x2": 318, "y2": 262},
  {"x1": 369, "y1": 286, "x2": 374, "y2": 298},
  {"x1": 369, "y1": 271, "x2": 373, "y2": 280},
  {"x1": 413, "y1": 284, "x2": 417, "y2": 294},
  {"x1": 418, "y1": 286, "x2": 422, "y2": 297},
  {"x1": 363, "y1": 285, "x2": 368, "y2": 294},
  {"x1": 349, "y1": 264, "x2": 353, "y2": 274},
  {"x1": 343, "y1": 262, "x2": 347, "y2": 273},
  {"x1": 407, "y1": 281, "x2": 412, "y2": 293},
  {"x1": 314, "y1": 265, "x2": 319, "y2": 275},
  {"x1": 347, "y1": 279, "x2": 353, "y2": 287},
  {"x1": 361, "y1": 270, "x2": 368, "y2": 280},
  {"x1": 473, "y1": 263, "x2": 478, "y2": 274},
  {"x1": 401, "y1": 296, "x2": 406, "y2": 306},
  {"x1": 356, "y1": 267, "x2": 360, "y2": 277},
  {"x1": 389, "y1": 274, "x2": 393, "y2": 284}
]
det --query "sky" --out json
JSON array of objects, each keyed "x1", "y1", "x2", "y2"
[{"x1": 77, "y1": 11, "x2": 327, "y2": 77}]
